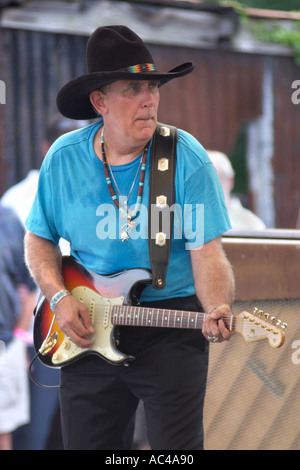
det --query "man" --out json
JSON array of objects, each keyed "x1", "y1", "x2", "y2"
[
  {"x1": 24, "y1": 25, "x2": 235, "y2": 450},
  {"x1": 0, "y1": 203, "x2": 36, "y2": 450},
  {"x1": 208, "y1": 150, "x2": 266, "y2": 230}
]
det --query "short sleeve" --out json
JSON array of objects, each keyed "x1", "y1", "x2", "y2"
[{"x1": 25, "y1": 157, "x2": 60, "y2": 245}]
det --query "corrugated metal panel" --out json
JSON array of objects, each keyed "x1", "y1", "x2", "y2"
[
  {"x1": 1, "y1": 28, "x2": 88, "y2": 191},
  {"x1": 272, "y1": 55, "x2": 300, "y2": 228},
  {"x1": 155, "y1": 45, "x2": 263, "y2": 151}
]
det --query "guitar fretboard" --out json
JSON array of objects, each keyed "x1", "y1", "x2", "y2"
[
  {"x1": 112, "y1": 305, "x2": 235, "y2": 330},
  {"x1": 112, "y1": 305, "x2": 204, "y2": 329}
]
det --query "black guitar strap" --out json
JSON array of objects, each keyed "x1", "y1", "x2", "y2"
[{"x1": 148, "y1": 122, "x2": 177, "y2": 290}]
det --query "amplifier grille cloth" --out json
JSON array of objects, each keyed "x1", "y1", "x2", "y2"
[{"x1": 204, "y1": 299, "x2": 300, "y2": 450}]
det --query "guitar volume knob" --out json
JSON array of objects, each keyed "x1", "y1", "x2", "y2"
[
  {"x1": 53, "y1": 352, "x2": 62, "y2": 362},
  {"x1": 62, "y1": 340, "x2": 71, "y2": 350}
]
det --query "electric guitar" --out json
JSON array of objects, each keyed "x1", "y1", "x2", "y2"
[{"x1": 34, "y1": 257, "x2": 287, "y2": 368}]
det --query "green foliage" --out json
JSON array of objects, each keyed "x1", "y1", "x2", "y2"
[
  {"x1": 205, "y1": 0, "x2": 300, "y2": 10},
  {"x1": 238, "y1": 0, "x2": 300, "y2": 10},
  {"x1": 229, "y1": 124, "x2": 248, "y2": 196},
  {"x1": 249, "y1": 20, "x2": 300, "y2": 65},
  {"x1": 218, "y1": 1, "x2": 300, "y2": 65}
]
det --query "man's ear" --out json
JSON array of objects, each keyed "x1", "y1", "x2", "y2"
[{"x1": 89, "y1": 90, "x2": 107, "y2": 115}]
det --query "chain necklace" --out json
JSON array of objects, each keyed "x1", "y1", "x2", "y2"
[{"x1": 100, "y1": 126, "x2": 148, "y2": 241}]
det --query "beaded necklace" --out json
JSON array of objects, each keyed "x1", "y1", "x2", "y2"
[{"x1": 100, "y1": 126, "x2": 148, "y2": 241}]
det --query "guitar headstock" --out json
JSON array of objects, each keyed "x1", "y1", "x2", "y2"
[{"x1": 235, "y1": 307, "x2": 287, "y2": 348}]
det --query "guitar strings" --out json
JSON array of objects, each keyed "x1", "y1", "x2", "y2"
[
  {"x1": 43, "y1": 301, "x2": 283, "y2": 335},
  {"x1": 78, "y1": 301, "x2": 239, "y2": 330}
]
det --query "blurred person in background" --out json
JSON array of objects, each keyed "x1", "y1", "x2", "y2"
[
  {"x1": 208, "y1": 150, "x2": 266, "y2": 230},
  {"x1": 1, "y1": 115, "x2": 88, "y2": 450},
  {"x1": 0, "y1": 203, "x2": 36, "y2": 450},
  {"x1": 2, "y1": 114, "x2": 88, "y2": 233}
]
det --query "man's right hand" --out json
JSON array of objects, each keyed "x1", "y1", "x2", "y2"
[
  {"x1": 54, "y1": 294, "x2": 95, "y2": 349},
  {"x1": 24, "y1": 232, "x2": 95, "y2": 349}
]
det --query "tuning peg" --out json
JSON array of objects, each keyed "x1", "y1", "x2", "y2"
[{"x1": 276, "y1": 320, "x2": 288, "y2": 330}]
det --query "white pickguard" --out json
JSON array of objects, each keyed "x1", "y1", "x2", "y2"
[{"x1": 52, "y1": 286, "x2": 127, "y2": 365}]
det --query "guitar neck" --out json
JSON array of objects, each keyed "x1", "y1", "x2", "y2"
[{"x1": 111, "y1": 305, "x2": 234, "y2": 331}]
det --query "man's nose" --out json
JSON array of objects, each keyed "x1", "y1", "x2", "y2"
[{"x1": 141, "y1": 86, "x2": 156, "y2": 107}]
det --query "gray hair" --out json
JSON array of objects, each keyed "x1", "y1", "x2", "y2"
[{"x1": 207, "y1": 150, "x2": 234, "y2": 179}]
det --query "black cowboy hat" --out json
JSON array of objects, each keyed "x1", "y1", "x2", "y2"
[{"x1": 56, "y1": 25, "x2": 194, "y2": 120}]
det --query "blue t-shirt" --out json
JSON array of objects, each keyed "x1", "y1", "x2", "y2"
[{"x1": 25, "y1": 121, "x2": 231, "y2": 301}]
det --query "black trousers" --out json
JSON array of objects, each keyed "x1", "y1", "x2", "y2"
[{"x1": 59, "y1": 296, "x2": 209, "y2": 450}]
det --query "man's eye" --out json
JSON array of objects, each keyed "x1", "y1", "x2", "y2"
[
  {"x1": 127, "y1": 83, "x2": 140, "y2": 92},
  {"x1": 149, "y1": 81, "x2": 160, "y2": 89}
]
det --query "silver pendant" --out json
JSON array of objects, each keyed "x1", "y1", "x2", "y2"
[{"x1": 120, "y1": 221, "x2": 136, "y2": 242}]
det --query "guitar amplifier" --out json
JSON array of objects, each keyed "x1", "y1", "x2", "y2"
[{"x1": 204, "y1": 231, "x2": 300, "y2": 450}]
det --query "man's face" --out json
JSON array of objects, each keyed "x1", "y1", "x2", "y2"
[{"x1": 100, "y1": 79, "x2": 160, "y2": 147}]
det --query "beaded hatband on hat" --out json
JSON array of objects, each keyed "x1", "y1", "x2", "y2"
[{"x1": 121, "y1": 63, "x2": 157, "y2": 73}]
